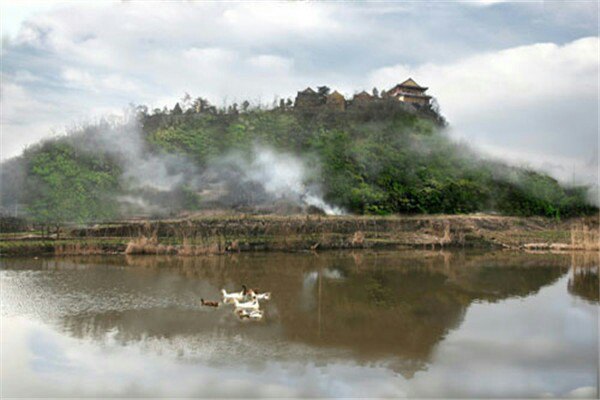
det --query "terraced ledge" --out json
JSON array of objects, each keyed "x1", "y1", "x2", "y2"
[{"x1": 1, "y1": 214, "x2": 597, "y2": 256}]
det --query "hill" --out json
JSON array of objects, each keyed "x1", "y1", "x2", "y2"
[{"x1": 0, "y1": 93, "x2": 596, "y2": 230}]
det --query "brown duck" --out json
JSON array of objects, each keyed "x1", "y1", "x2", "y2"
[{"x1": 201, "y1": 298, "x2": 219, "y2": 307}]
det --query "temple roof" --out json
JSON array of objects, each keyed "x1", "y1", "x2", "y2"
[
  {"x1": 391, "y1": 78, "x2": 428, "y2": 92},
  {"x1": 328, "y1": 90, "x2": 345, "y2": 99},
  {"x1": 299, "y1": 87, "x2": 316, "y2": 94},
  {"x1": 354, "y1": 90, "x2": 372, "y2": 98}
]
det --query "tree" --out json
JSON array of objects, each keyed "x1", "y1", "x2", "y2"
[
  {"x1": 317, "y1": 86, "x2": 331, "y2": 96},
  {"x1": 192, "y1": 97, "x2": 205, "y2": 113},
  {"x1": 372, "y1": 87, "x2": 379, "y2": 98},
  {"x1": 172, "y1": 103, "x2": 183, "y2": 115},
  {"x1": 135, "y1": 105, "x2": 148, "y2": 118},
  {"x1": 241, "y1": 100, "x2": 250, "y2": 112}
]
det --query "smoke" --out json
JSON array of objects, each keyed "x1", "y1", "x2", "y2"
[
  {"x1": 238, "y1": 146, "x2": 343, "y2": 215},
  {"x1": 200, "y1": 145, "x2": 344, "y2": 215},
  {"x1": 71, "y1": 120, "x2": 342, "y2": 215},
  {"x1": 74, "y1": 119, "x2": 196, "y2": 192}
]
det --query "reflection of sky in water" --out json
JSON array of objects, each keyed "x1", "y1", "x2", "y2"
[
  {"x1": 301, "y1": 271, "x2": 318, "y2": 311},
  {"x1": 406, "y1": 274, "x2": 597, "y2": 398},
  {"x1": 301, "y1": 268, "x2": 344, "y2": 312},
  {"x1": 2, "y1": 271, "x2": 597, "y2": 398},
  {"x1": 4, "y1": 316, "x2": 407, "y2": 397}
]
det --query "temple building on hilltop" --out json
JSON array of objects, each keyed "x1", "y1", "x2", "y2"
[
  {"x1": 387, "y1": 78, "x2": 431, "y2": 106},
  {"x1": 294, "y1": 87, "x2": 323, "y2": 109},
  {"x1": 351, "y1": 90, "x2": 373, "y2": 107},
  {"x1": 292, "y1": 78, "x2": 434, "y2": 113},
  {"x1": 326, "y1": 91, "x2": 346, "y2": 111}
]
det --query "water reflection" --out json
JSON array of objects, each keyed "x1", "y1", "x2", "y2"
[
  {"x1": 1, "y1": 251, "x2": 597, "y2": 397},
  {"x1": 568, "y1": 252, "x2": 599, "y2": 303}
]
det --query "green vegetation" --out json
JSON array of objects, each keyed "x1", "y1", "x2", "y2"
[
  {"x1": 140, "y1": 100, "x2": 594, "y2": 217},
  {"x1": 1, "y1": 97, "x2": 596, "y2": 226},
  {"x1": 26, "y1": 141, "x2": 121, "y2": 224}
]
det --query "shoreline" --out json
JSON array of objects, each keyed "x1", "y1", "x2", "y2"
[{"x1": 1, "y1": 214, "x2": 597, "y2": 257}]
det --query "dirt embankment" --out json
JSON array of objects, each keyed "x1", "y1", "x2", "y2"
[{"x1": 2, "y1": 214, "x2": 597, "y2": 256}]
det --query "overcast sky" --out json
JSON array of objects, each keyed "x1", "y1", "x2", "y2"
[{"x1": 1, "y1": 1, "x2": 598, "y2": 185}]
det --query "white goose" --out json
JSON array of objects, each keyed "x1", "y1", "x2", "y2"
[
  {"x1": 233, "y1": 296, "x2": 260, "y2": 311},
  {"x1": 221, "y1": 285, "x2": 248, "y2": 303},
  {"x1": 255, "y1": 292, "x2": 271, "y2": 301},
  {"x1": 237, "y1": 309, "x2": 264, "y2": 320}
]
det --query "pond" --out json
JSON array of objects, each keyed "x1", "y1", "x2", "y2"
[{"x1": 1, "y1": 251, "x2": 598, "y2": 398}]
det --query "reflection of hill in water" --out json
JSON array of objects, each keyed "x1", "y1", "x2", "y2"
[
  {"x1": 568, "y1": 268, "x2": 598, "y2": 303},
  {"x1": 566, "y1": 252, "x2": 599, "y2": 303},
  {"x1": 1, "y1": 251, "x2": 572, "y2": 377}
]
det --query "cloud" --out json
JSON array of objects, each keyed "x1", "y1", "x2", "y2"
[
  {"x1": 370, "y1": 37, "x2": 599, "y2": 185},
  {"x1": 247, "y1": 55, "x2": 293, "y2": 72},
  {"x1": 459, "y1": 0, "x2": 510, "y2": 7},
  {"x1": 61, "y1": 68, "x2": 139, "y2": 93},
  {"x1": 183, "y1": 47, "x2": 236, "y2": 65},
  {"x1": 221, "y1": 2, "x2": 341, "y2": 38},
  {"x1": 1, "y1": 80, "x2": 63, "y2": 158}
]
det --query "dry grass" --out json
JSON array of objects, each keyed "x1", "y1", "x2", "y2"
[
  {"x1": 125, "y1": 234, "x2": 226, "y2": 256},
  {"x1": 351, "y1": 231, "x2": 365, "y2": 246},
  {"x1": 570, "y1": 222, "x2": 599, "y2": 251},
  {"x1": 124, "y1": 235, "x2": 176, "y2": 255},
  {"x1": 55, "y1": 242, "x2": 104, "y2": 255}
]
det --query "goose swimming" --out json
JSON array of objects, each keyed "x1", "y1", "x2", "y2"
[
  {"x1": 233, "y1": 296, "x2": 260, "y2": 311},
  {"x1": 237, "y1": 309, "x2": 264, "y2": 320},
  {"x1": 254, "y1": 291, "x2": 271, "y2": 301},
  {"x1": 221, "y1": 285, "x2": 248, "y2": 303}
]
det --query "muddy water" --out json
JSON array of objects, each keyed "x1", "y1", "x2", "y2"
[{"x1": 1, "y1": 251, "x2": 598, "y2": 398}]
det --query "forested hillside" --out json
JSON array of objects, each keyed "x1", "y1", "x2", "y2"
[{"x1": 1, "y1": 95, "x2": 595, "y2": 228}]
